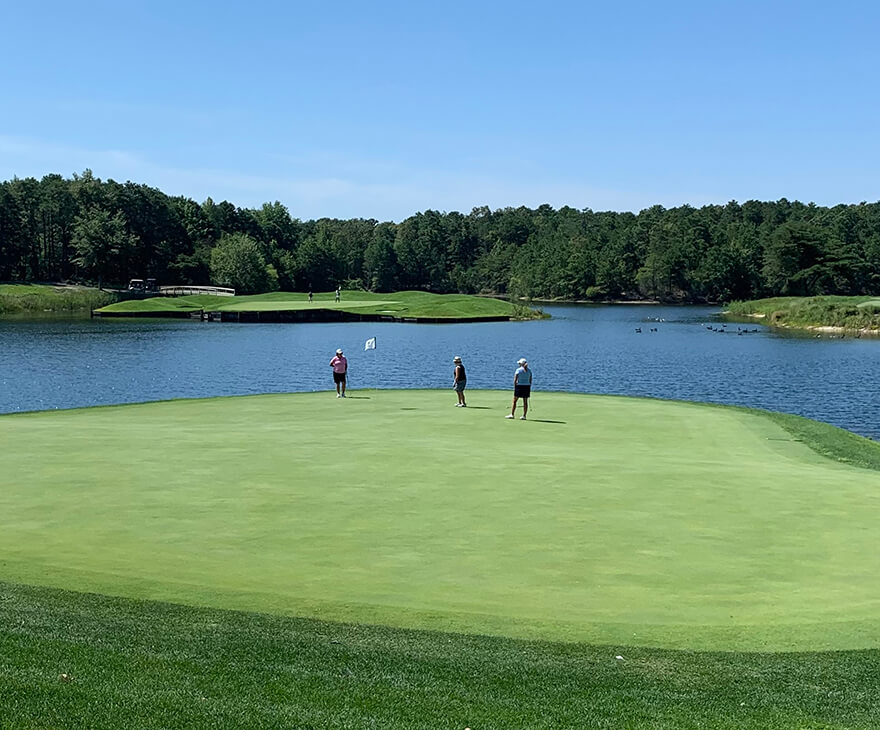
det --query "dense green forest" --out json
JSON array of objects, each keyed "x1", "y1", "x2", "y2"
[{"x1": 2, "y1": 170, "x2": 880, "y2": 301}]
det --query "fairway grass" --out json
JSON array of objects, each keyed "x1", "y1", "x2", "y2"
[
  {"x1": 2, "y1": 391, "x2": 880, "y2": 653},
  {"x1": 3, "y1": 581, "x2": 879, "y2": 730}
]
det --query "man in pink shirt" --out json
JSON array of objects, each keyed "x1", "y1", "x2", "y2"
[{"x1": 330, "y1": 348, "x2": 348, "y2": 398}]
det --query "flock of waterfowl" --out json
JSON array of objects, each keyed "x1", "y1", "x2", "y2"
[
  {"x1": 703, "y1": 324, "x2": 761, "y2": 335},
  {"x1": 632, "y1": 320, "x2": 861, "y2": 339},
  {"x1": 633, "y1": 323, "x2": 760, "y2": 334}
]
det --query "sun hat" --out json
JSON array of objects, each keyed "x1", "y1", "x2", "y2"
[
  {"x1": 517, "y1": 358, "x2": 527, "y2": 365},
  {"x1": 336, "y1": 348, "x2": 343, "y2": 354},
  {"x1": 453, "y1": 356, "x2": 462, "y2": 362}
]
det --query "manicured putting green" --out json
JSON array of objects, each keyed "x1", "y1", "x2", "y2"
[
  {"x1": 2, "y1": 390, "x2": 879, "y2": 652},
  {"x1": 95, "y1": 289, "x2": 523, "y2": 319},
  {"x1": 215, "y1": 299, "x2": 395, "y2": 312}
]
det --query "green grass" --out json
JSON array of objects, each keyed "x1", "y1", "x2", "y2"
[
  {"x1": 2, "y1": 581, "x2": 879, "y2": 730},
  {"x1": 727, "y1": 295, "x2": 880, "y2": 331},
  {"x1": 3, "y1": 390, "x2": 880, "y2": 653},
  {"x1": 95, "y1": 290, "x2": 529, "y2": 319},
  {"x1": 0, "y1": 283, "x2": 115, "y2": 315},
  {"x1": 89, "y1": 296, "x2": 203, "y2": 313}
]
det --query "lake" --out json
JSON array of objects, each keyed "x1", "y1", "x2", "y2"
[{"x1": 2, "y1": 304, "x2": 879, "y2": 439}]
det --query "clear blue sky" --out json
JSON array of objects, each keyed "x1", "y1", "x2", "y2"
[{"x1": 2, "y1": 0, "x2": 878, "y2": 220}]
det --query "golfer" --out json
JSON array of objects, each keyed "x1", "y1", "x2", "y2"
[
  {"x1": 330, "y1": 348, "x2": 348, "y2": 398},
  {"x1": 453, "y1": 356, "x2": 467, "y2": 407},
  {"x1": 506, "y1": 358, "x2": 531, "y2": 420},
  {"x1": 335, "y1": 286, "x2": 341, "y2": 302}
]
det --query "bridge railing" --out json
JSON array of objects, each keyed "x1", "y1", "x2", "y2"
[{"x1": 159, "y1": 286, "x2": 236, "y2": 297}]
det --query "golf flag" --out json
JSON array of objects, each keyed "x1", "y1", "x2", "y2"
[{"x1": 364, "y1": 337, "x2": 377, "y2": 351}]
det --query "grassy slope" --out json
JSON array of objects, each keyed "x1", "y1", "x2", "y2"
[
  {"x1": 0, "y1": 283, "x2": 115, "y2": 315},
  {"x1": 3, "y1": 391, "x2": 880, "y2": 652},
  {"x1": 95, "y1": 290, "x2": 521, "y2": 319},
  {"x1": 2, "y1": 581, "x2": 878, "y2": 730},
  {"x1": 727, "y1": 295, "x2": 880, "y2": 330},
  {"x1": 767, "y1": 409, "x2": 880, "y2": 471},
  {"x1": 91, "y1": 297, "x2": 203, "y2": 313}
]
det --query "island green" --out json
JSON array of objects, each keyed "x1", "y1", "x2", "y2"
[{"x1": 94, "y1": 289, "x2": 536, "y2": 320}]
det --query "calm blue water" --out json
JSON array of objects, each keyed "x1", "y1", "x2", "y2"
[{"x1": 2, "y1": 305, "x2": 879, "y2": 438}]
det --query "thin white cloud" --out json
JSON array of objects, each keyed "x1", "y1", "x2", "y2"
[{"x1": 0, "y1": 134, "x2": 721, "y2": 220}]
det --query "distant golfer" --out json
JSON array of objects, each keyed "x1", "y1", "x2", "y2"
[
  {"x1": 506, "y1": 358, "x2": 531, "y2": 420},
  {"x1": 453, "y1": 356, "x2": 467, "y2": 407},
  {"x1": 330, "y1": 348, "x2": 348, "y2": 398},
  {"x1": 308, "y1": 290, "x2": 313, "y2": 303},
  {"x1": 335, "y1": 286, "x2": 341, "y2": 302}
]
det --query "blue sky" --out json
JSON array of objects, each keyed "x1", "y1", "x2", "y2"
[{"x1": 2, "y1": 0, "x2": 878, "y2": 220}]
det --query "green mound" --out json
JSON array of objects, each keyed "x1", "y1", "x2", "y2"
[
  {"x1": 2, "y1": 391, "x2": 880, "y2": 652},
  {"x1": 95, "y1": 290, "x2": 529, "y2": 319}
]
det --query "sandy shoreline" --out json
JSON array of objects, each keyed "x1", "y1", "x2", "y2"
[{"x1": 735, "y1": 311, "x2": 880, "y2": 336}]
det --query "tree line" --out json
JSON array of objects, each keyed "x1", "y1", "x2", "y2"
[{"x1": 2, "y1": 170, "x2": 880, "y2": 301}]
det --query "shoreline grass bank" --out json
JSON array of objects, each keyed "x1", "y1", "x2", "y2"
[
  {"x1": 0, "y1": 283, "x2": 115, "y2": 315},
  {"x1": 727, "y1": 295, "x2": 880, "y2": 334}
]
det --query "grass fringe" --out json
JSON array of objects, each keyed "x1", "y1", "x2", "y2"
[{"x1": 1, "y1": 580, "x2": 879, "y2": 729}]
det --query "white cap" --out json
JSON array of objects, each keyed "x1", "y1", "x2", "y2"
[
  {"x1": 517, "y1": 358, "x2": 527, "y2": 365},
  {"x1": 453, "y1": 355, "x2": 462, "y2": 362},
  {"x1": 336, "y1": 348, "x2": 343, "y2": 354}
]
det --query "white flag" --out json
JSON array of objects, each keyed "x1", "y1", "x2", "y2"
[{"x1": 364, "y1": 337, "x2": 376, "y2": 351}]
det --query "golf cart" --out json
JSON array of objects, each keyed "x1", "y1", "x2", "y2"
[{"x1": 128, "y1": 278, "x2": 159, "y2": 293}]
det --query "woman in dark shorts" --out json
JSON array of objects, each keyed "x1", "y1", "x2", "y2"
[
  {"x1": 453, "y1": 355, "x2": 467, "y2": 407},
  {"x1": 329, "y1": 348, "x2": 348, "y2": 398},
  {"x1": 506, "y1": 358, "x2": 531, "y2": 420}
]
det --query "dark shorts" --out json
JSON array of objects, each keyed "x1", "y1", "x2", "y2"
[
  {"x1": 514, "y1": 384, "x2": 531, "y2": 399},
  {"x1": 454, "y1": 381, "x2": 466, "y2": 393},
  {"x1": 333, "y1": 371, "x2": 347, "y2": 384}
]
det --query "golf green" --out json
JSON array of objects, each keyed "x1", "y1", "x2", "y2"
[{"x1": 2, "y1": 390, "x2": 879, "y2": 652}]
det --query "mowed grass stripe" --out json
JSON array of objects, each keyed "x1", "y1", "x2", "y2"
[
  {"x1": 2, "y1": 581, "x2": 879, "y2": 730},
  {"x1": 2, "y1": 391, "x2": 880, "y2": 651},
  {"x1": 214, "y1": 299, "x2": 395, "y2": 312}
]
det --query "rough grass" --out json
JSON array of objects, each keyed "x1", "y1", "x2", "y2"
[
  {"x1": 3, "y1": 391, "x2": 880, "y2": 652},
  {"x1": 0, "y1": 283, "x2": 115, "y2": 315},
  {"x1": 2, "y1": 581, "x2": 879, "y2": 730},
  {"x1": 95, "y1": 290, "x2": 528, "y2": 319},
  {"x1": 767, "y1": 409, "x2": 880, "y2": 471},
  {"x1": 727, "y1": 296, "x2": 880, "y2": 331}
]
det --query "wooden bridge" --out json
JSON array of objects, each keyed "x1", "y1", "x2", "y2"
[{"x1": 159, "y1": 285, "x2": 235, "y2": 297}]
